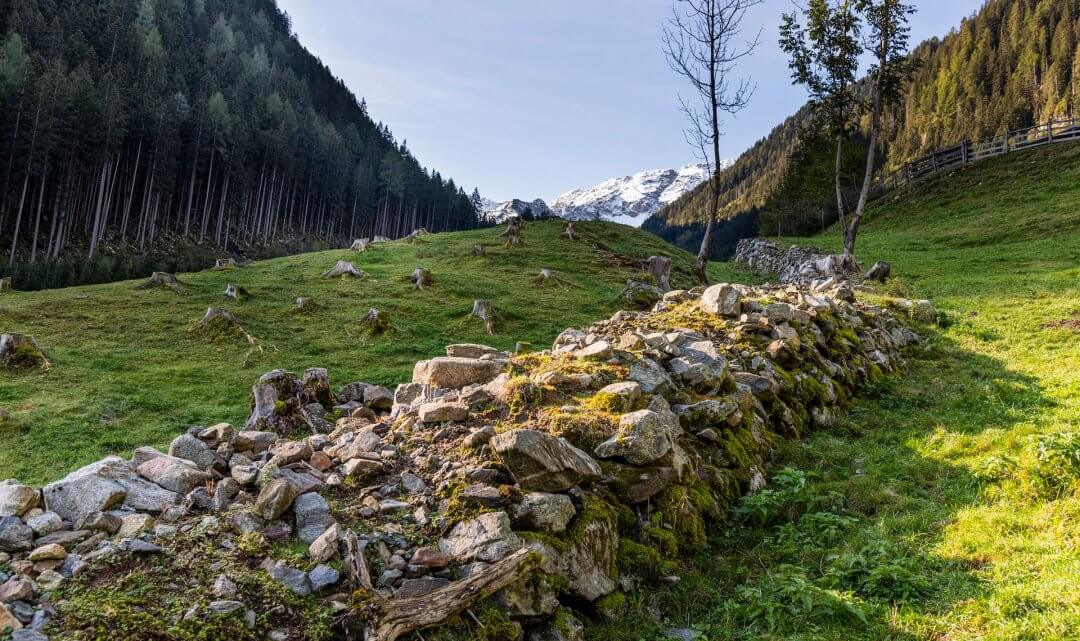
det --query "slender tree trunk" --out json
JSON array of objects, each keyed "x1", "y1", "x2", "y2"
[
  {"x1": 848, "y1": 63, "x2": 886, "y2": 260},
  {"x1": 199, "y1": 148, "x2": 215, "y2": 242},
  {"x1": 184, "y1": 110, "x2": 204, "y2": 236},
  {"x1": 29, "y1": 168, "x2": 46, "y2": 263}
]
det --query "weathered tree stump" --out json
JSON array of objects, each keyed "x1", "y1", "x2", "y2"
[
  {"x1": 350, "y1": 239, "x2": 370, "y2": 252},
  {"x1": 372, "y1": 235, "x2": 391, "y2": 243},
  {"x1": 515, "y1": 341, "x2": 532, "y2": 354},
  {"x1": 293, "y1": 297, "x2": 319, "y2": 314},
  {"x1": 0, "y1": 333, "x2": 50, "y2": 370},
  {"x1": 865, "y1": 260, "x2": 891, "y2": 283},
  {"x1": 404, "y1": 228, "x2": 428, "y2": 243},
  {"x1": 472, "y1": 244, "x2": 485, "y2": 257},
  {"x1": 223, "y1": 284, "x2": 250, "y2": 301},
  {"x1": 360, "y1": 308, "x2": 390, "y2": 334},
  {"x1": 200, "y1": 307, "x2": 242, "y2": 327},
  {"x1": 356, "y1": 548, "x2": 537, "y2": 641},
  {"x1": 212, "y1": 258, "x2": 239, "y2": 270},
  {"x1": 0, "y1": 277, "x2": 12, "y2": 293},
  {"x1": 195, "y1": 307, "x2": 256, "y2": 344},
  {"x1": 135, "y1": 272, "x2": 185, "y2": 293},
  {"x1": 471, "y1": 299, "x2": 496, "y2": 334},
  {"x1": 648, "y1": 255, "x2": 672, "y2": 292},
  {"x1": 499, "y1": 218, "x2": 522, "y2": 247},
  {"x1": 562, "y1": 221, "x2": 576, "y2": 241},
  {"x1": 410, "y1": 268, "x2": 433, "y2": 290},
  {"x1": 324, "y1": 261, "x2": 365, "y2": 279}
]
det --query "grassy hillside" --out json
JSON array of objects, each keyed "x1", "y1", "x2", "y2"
[
  {"x1": 0, "y1": 220, "x2": 756, "y2": 484},
  {"x1": 596, "y1": 143, "x2": 1080, "y2": 640}
]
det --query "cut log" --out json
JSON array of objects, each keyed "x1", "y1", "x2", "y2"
[
  {"x1": 350, "y1": 238, "x2": 370, "y2": 252},
  {"x1": 212, "y1": 258, "x2": 239, "y2": 270},
  {"x1": 343, "y1": 530, "x2": 373, "y2": 590},
  {"x1": 134, "y1": 272, "x2": 184, "y2": 293},
  {"x1": 471, "y1": 299, "x2": 496, "y2": 334},
  {"x1": 359, "y1": 548, "x2": 537, "y2": 641},
  {"x1": 0, "y1": 277, "x2": 12, "y2": 293},
  {"x1": 0, "y1": 333, "x2": 50, "y2": 370},
  {"x1": 410, "y1": 268, "x2": 433, "y2": 290},
  {"x1": 562, "y1": 221, "x2": 576, "y2": 241},
  {"x1": 648, "y1": 255, "x2": 672, "y2": 292},
  {"x1": 472, "y1": 244, "x2": 485, "y2": 257},
  {"x1": 324, "y1": 261, "x2": 365, "y2": 279},
  {"x1": 223, "y1": 284, "x2": 250, "y2": 301},
  {"x1": 361, "y1": 308, "x2": 390, "y2": 334}
]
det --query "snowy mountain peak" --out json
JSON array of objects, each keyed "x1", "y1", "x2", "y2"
[{"x1": 550, "y1": 163, "x2": 717, "y2": 227}]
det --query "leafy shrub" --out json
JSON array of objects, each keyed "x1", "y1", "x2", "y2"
[
  {"x1": 826, "y1": 539, "x2": 931, "y2": 601},
  {"x1": 733, "y1": 467, "x2": 841, "y2": 527},
  {"x1": 1029, "y1": 432, "x2": 1080, "y2": 493},
  {"x1": 770, "y1": 511, "x2": 859, "y2": 549},
  {"x1": 718, "y1": 565, "x2": 868, "y2": 630}
]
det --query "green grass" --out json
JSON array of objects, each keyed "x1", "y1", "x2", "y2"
[
  {"x1": 592, "y1": 143, "x2": 1080, "y2": 640},
  {"x1": 0, "y1": 219, "x2": 756, "y2": 484}
]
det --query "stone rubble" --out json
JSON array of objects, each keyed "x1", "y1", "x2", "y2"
[{"x1": 0, "y1": 284, "x2": 925, "y2": 640}]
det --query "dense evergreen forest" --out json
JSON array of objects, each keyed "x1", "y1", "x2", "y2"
[
  {"x1": 0, "y1": 0, "x2": 479, "y2": 289},
  {"x1": 649, "y1": 0, "x2": 1080, "y2": 249}
]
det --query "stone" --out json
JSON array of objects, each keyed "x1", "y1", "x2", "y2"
[
  {"x1": 673, "y1": 399, "x2": 740, "y2": 430},
  {"x1": 122, "y1": 539, "x2": 163, "y2": 554},
  {"x1": 42, "y1": 461, "x2": 127, "y2": 522},
  {"x1": 492, "y1": 429, "x2": 601, "y2": 492},
  {"x1": 269, "y1": 440, "x2": 313, "y2": 466},
  {"x1": 208, "y1": 600, "x2": 245, "y2": 615},
  {"x1": 0, "y1": 517, "x2": 33, "y2": 552},
  {"x1": 27, "y1": 543, "x2": 66, "y2": 562},
  {"x1": 0, "y1": 481, "x2": 37, "y2": 517},
  {"x1": 308, "y1": 565, "x2": 340, "y2": 592},
  {"x1": 438, "y1": 512, "x2": 521, "y2": 563},
  {"x1": 446, "y1": 343, "x2": 502, "y2": 359},
  {"x1": 394, "y1": 577, "x2": 450, "y2": 598},
  {"x1": 912, "y1": 299, "x2": 937, "y2": 323},
  {"x1": 700, "y1": 283, "x2": 742, "y2": 316},
  {"x1": 464, "y1": 426, "x2": 497, "y2": 449},
  {"x1": 594, "y1": 409, "x2": 677, "y2": 466},
  {"x1": 410, "y1": 547, "x2": 449, "y2": 569},
  {"x1": 117, "y1": 513, "x2": 155, "y2": 538},
  {"x1": 0, "y1": 575, "x2": 34, "y2": 601},
  {"x1": 35, "y1": 529, "x2": 89, "y2": 548},
  {"x1": 12, "y1": 630, "x2": 48, "y2": 641},
  {"x1": 234, "y1": 431, "x2": 278, "y2": 454},
  {"x1": 342, "y1": 458, "x2": 384, "y2": 479},
  {"x1": 461, "y1": 484, "x2": 505, "y2": 507},
  {"x1": 363, "y1": 385, "x2": 394, "y2": 411},
  {"x1": 764, "y1": 302, "x2": 793, "y2": 322},
  {"x1": 213, "y1": 575, "x2": 238, "y2": 599},
  {"x1": 733, "y1": 372, "x2": 779, "y2": 401},
  {"x1": 168, "y1": 434, "x2": 220, "y2": 471},
  {"x1": 36, "y1": 569, "x2": 64, "y2": 591},
  {"x1": 400, "y1": 473, "x2": 428, "y2": 494},
  {"x1": 574, "y1": 340, "x2": 613, "y2": 361},
  {"x1": 0, "y1": 603, "x2": 22, "y2": 631},
  {"x1": 78, "y1": 512, "x2": 122, "y2": 534},
  {"x1": 252, "y1": 478, "x2": 300, "y2": 521},
  {"x1": 528, "y1": 611, "x2": 584, "y2": 641},
  {"x1": 596, "y1": 381, "x2": 641, "y2": 410},
  {"x1": 412, "y1": 357, "x2": 506, "y2": 390},
  {"x1": 301, "y1": 367, "x2": 335, "y2": 408},
  {"x1": 513, "y1": 492, "x2": 576, "y2": 533},
  {"x1": 417, "y1": 401, "x2": 469, "y2": 423},
  {"x1": 379, "y1": 499, "x2": 411, "y2": 513},
  {"x1": 24, "y1": 512, "x2": 61, "y2": 536},
  {"x1": 627, "y1": 358, "x2": 675, "y2": 396},
  {"x1": 309, "y1": 523, "x2": 341, "y2": 563},
  {"x1": 137, "y1": 455, "x2": 211, "y2": 495},
  {"x1": 865, "y1": 260, "x2": 891, "y2": 282},
  {"x1": 268, "y1": 561, "x2": 311, "y2": 596},
  {"x1": 293, "y1": 493, "x2": 335, "y2": 545}
]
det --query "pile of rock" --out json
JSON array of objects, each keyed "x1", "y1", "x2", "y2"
[
  {"x1": 0, "y1": 283, "x2": 922, "y2": 640},
  {"x1": 733, "y1": 238, "x2": 860, "y2": 285}
]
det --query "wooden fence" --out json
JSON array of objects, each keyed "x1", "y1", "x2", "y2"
[{"x1": 873, "y1": 117, "x2": 1080, "y2": 194}]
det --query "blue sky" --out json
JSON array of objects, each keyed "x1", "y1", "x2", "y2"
[{"x1": 278, "y1": 0, "x2": 984, "y2": 202}]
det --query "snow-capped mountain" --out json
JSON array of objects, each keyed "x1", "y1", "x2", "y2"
[
  {"x1": 481, "y1": 198, "x2": 553, "y2": 223},
  {"x1": 550, "y1": 163, "x2": 716, "y2": 227}
]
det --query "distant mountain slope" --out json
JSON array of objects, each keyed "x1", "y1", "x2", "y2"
[
  {"x1": 551, "y1": 163, "x2": 712, "y2": 227},
  {"x1": 648, "y1": 0, "x2": 1080, "y2": 244},
  {"x1": 0, "y1": 0, "x2": 477, "y2": 283}
]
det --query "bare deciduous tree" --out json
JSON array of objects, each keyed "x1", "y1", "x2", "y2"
[{"x1": 664, "y1": 0, "x2": 761, "y2": 283}]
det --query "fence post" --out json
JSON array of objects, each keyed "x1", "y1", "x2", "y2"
[
  {"x1": 961, "y1": 140, "x2": 969, "y2": 165},
  {"x1": 1048, "y1": 119, "x2": 1054, "y2": 142}
]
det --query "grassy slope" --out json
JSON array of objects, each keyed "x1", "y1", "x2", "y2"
[
  {"x1": 0, "y1": 220, "x2": 757, "y2": 484},
  {"x1": 595, "y1": 143, "x2": 1080, "y2": 640}
]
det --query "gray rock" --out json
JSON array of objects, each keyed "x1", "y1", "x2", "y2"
[
  {"x1": 293, "y1": 493, "x2": 335, "y2": 545},
  {"x1": 338, "y1": 382, "x2": 370, "y2": 403},
  {"x1": 492, "y1": 429, "x2": 601, "y2": 492},
  {"x1": 137, "y1": 455, "x2": 211, "y2": 495},
  {"x1": 233, "y1": 431, "x2": 278, "y2": 454},
  {"x1": 0, "y1": 480, "x2": 37, "y2": 517},
  {"x1": 464, "y1": 426, "x2": 497, "y2": 449},
  {"x1": 446, "y1": 343, "x2": 503, "y2": 359},
  {"x1": 121, "y1": 539, "x2": 162, "y2": 554},
  {"x1": 513, "y1": 492, "x2": 576, "y2": 533},
  {"x1": 268, "y1": 561, "x2": 311, "y2": 596},
  {"x1": 253, "y1": 478, "x2": 300, "y2": 521},
  {"x1": 400, "y1": 473, "x2": 428, "y2": 494},
  {"x1": 168, "y1": 434, "x2": 220, "y2": 471},
  {"x1": 208, "y1": 600, "x2": 245, "y2": 615},
  {"x1": 24, "y1": 512, "x2": 62, "y2": 536},
  {"x1": 627, "y1": 358, "x2": 675, "y2": 396},
  {"x1": 594, "y1": 409, "x2": 677, "y2": 466},
  {"x1": 417, "y1": 401, "x2": 469, "y2": 423},
  {"x1": 412, "y1": 357, "x2": 507, "y2": 389},
  {"x1": 0, "y1": 516, "x2": 33, "y2": 551},
  {"x1": 673, "y1": 399, "x2": 740, "y2": 430},
  {"x1": 12, "y1": 630, "x2": 50, "y2": 641},
  {"x1": 42, "y1": 460, "x2": 127, "y2": 522},
  {"x1": 363, "y1": 385, "x2": 394, "y2": 411},
  {"x1": 574, "y1": 340, "x2": 613, "y2": 361},
  {"x1": 308, "y1": 565, "x2": 340, "y2": 592},
  {"x1": 309, "y1": 523, "x2": 341, "y2": 563},
  {"x1": 700, "y1": 283, "x2": 742, "y2": 316},
  {"x1": 865, "y1": 260, "x2": 891, "y2": 282},
  {"x1": 439, "y1": 512, "x2": 521, "y2": 563},
  {"x1": 212, "y1": 575, "x2": 237, "y2": 599}
]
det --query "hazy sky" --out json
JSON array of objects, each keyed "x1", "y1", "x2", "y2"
[{"x1": 278, "y1": 0, "x2": 984, "y2": 202}]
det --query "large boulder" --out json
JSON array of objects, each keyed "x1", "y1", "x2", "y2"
[
  {"x1": 412, "y1": 357, "x2": 507, "y2": 390},
  {"x1": 700, "y1": 283, "x2": 742, "y2": 316},
  {"x1": 137, "y1": 455, "x2": 212, "y2": 495},
  {"x1": 594, "y1": 408, "x2": 677, "y2": 466},
  {"x1": 492, "y1": 429, "x2": 601, "y2": 492},
  {"x1": 253, "y1": 478, "x2": 300, "y2": 521},
  {"x1": 168, "y1": 434, "x2": 220, "y2": 471},
  {"x1": 0, "y1": 480, "x2": 38, "y2": 517},
  {"x1": 293, "y1": 493, "x2": 336, "y2": 545},
  {"x1": 42, "y1": 457, "x2": 181, "y2": 522},
  {"x1": 445, "y1": 343, "x2": 503, "y2": 359},
  {"x1": 0, "y1": 516, "x2": 33, "y2": 552},
  {"x1": 438, "y1": 511, "x2": 521, "y2": 563},
  {"x1": 512, "y1": 492, "x2": 576, "y2": 533}
]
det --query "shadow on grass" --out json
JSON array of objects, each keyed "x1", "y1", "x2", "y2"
[{"x1": 586, "y1": 324, "x2": 1049, "y2": 641}]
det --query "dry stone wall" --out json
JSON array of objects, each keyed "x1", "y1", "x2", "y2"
[
  {"x1": 734, "y1": 238, "x2": 860, "y2": 285},
  {"x1": 0, "y1": 280, "x2": 922, "y2": 640}
]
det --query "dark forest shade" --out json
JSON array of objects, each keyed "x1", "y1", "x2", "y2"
[
  {"x1": 0, "y1": 0, "x2": 479, "y2": 282},
  {"x1": 652, "y1": 0, "x2": 1080, "y2": 238}
]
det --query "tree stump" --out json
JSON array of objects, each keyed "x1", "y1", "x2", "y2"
[
  {"x1": 135, "y1": 272, "x2": 184, "y2": 293},
  {"x1": 499, "y1": 218, "x2": 522, "y2": 247},
  {"x1": 410, "y1": 268, "x2": 433, "y2": 290},
  {"x1": 324, "y1": 261, "x2": 365, "y2": 279},
  {"x1": 372, "y1": 235, "x2": 390, "y2": 243},
  {"x1": 223, "y1": 284, "x2": 250, "y2": 301},
  {"x1": 562, "y1": 221, "x2": 576, "y2": 241},
  {"x1": 350, "y1": 239, "x2": 370, "y2": 252},
  {"x1": 865, "y1": 261, "x2": 891, "y2": 283},
  {"x1": 648, "y1": 256, "x2": 672, "y2": 292},
  {"x1": 472, "y1": 244, "x2": 485, "y2": 257},
  {"x1": 0, "y1": 277, "x2": 12, "y2": 293},
  {"x1": 200, "y1": 307, "x2": 242, "y2": 327},
  {"x1": 212, "y1": 258, "x2": 239, "y2": 270},
  {"x1": 293, "y1": 297, "x2": 319, "y2": 314},
  {"x1": 360, "y1": 308, "x2": 390, "y2": 334},
  {"x1": 471, "y1": 299, "x2": 496, "y2": 334},
  {"x1": 515, "y1": 341, "x2": 532, "y2": 354},
  {"x1": 404, "y1": 228, "x2": 428, "y2": 243},
  {"x1": 357, "y1": 548, "x2": 537, "y2": 641},
  {"x1": 0, "y1": 333, "x2": 50, "y2": 370}
]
